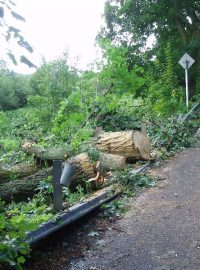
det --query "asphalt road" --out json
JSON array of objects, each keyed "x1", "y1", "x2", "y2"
[{"x1": 68, "y1": 148, "x2": 200, "y2": 270}]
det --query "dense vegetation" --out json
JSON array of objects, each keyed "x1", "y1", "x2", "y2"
[{"x1": 0, "y1": 0, "x2": 199, "y2": 269}]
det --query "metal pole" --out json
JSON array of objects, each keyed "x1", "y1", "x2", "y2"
[
  {"x1": 53, "y1": 160, "x2": 63, "y2": 212},
  {"x1": 185, "y1": 61, "x2": 189, "y2": 108}
]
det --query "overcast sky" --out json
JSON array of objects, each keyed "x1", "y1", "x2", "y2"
[{"x1": 1, "y1": 0, "x2": 106, "y2": 73}]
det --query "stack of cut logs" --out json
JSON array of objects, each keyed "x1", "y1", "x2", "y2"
[{"x1": 0, "y1": 130, "x2": 151, "y2": 202}]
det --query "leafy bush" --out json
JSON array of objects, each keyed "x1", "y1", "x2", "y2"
[{"x1": 147, "y1": 116, "x2": 197, "y2": 151}]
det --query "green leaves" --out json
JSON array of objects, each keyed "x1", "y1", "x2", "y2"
[
  {"x1": 0, "y1": 195, "x2": 53, "y2": 269},
  {"x1": 7, "y1": 52, "x2": 17, "y2": 65},
  {"x1": 100, "y1": 0, "x2": 200, "y2": 97},
  {"x1": 112, "y1": 170, "x2": 156, "y2": 189},
  {"x1": 147, "y1": 116, "x2": 196, "y2": 151}
]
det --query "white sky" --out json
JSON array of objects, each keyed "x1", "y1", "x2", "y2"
[{"x1": 1, "y1": 0, "x2": 106, "y2": 73}]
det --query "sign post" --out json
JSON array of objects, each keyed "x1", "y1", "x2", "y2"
[{"x1": 178, "y1": 53, "x2": 195, "y2": 108}]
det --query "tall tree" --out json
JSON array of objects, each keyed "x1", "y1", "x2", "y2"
[{"x1": 100, "y1": 0, "x2": 200, "y2": 96}]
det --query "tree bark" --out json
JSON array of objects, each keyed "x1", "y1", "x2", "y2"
[
  {"x1": 67, "y1": 153, "x2": 96, "y2": 189},
  {"x1": 95, "y1": 130, "x2": 151, "y2": 160},
  {"x1": 0, "y1": 151, "x2": 129, "y2": 202},
  {"x1": 172, "y1": 0, "x2": 187, "y2": 46},
  {"x1": 22, "y1": 140, "x2": 73, "y2": 162},
  {"x1": 99, "y1": 152, "x2": 126, "y2": 172},
  {"x1": 0, "y1": 163, "x2": 40, "y2": 184},
  {"x1": 0, "y1": 168, "x2": 52, "y2": 203}
]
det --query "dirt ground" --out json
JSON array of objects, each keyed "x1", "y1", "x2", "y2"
[{"x1": 25, "y1": 147, "x2": 200, "y2": 270}]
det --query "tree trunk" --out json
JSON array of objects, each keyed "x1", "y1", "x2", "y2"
[
  {"x1": 95, "y1": 130, "x2": 151, "y2": 160},
  {"x1": 0, "y1": 150, "x2": 130, "y2": 202},
  {"x1": 67, "y1": 153, "x2": 96, "y2": 189},
  {"x1": 22, "y1": 140, "x2": 73, "y2": 162},
  {"x1": 0, "y1": 163, "x2": 40, "y2": 184},
  {"x1": 99, "y1": 152, "x2": 126, "y2": 172},
  {"x1": 0, "y1": 168, "x2": 52, "y2": 203}
]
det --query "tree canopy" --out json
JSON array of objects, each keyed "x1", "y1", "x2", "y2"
[
  {"x1": 100, "y1": 0, "x2": 200, "y2": 96},
  {"x1": 0, "y1": 0, "x2": 35, "y2": 67}
]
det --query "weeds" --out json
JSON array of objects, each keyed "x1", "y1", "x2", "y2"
[
  {"x1": 0, "y1": 197, "x2": 53, "y2": 269},
  {"x1": 100, "y1": 197, "x2": 128, "y2": 217},
  {"x1": 111, "y1": 169, "x2": 156, "y2": 190}
]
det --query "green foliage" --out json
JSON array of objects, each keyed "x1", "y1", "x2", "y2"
[
  {"x1": 85, "y1": 146, "x2": 100, "y2": 163},
  {"x1": 100, "y1": 198, "x2": 128, "y2": 217},
  {"x1": 112, "y1": 170, "x2": 156, "y2": 190},
  {"x1": 100, "y1": 0, "x2": 200, "y2": 95},
  {"x1": 144, "y1": 43, "x2": 185, "y2": 116},
  {"x1": 1, "y1": 4, "x2": 199, "y2": 270},
  {"x1": 0, "y1": 69, "x2": 32, "y2": 110},
  {"x1": 0, "y1": 111, "x2": 9, "y2": 134},
  {"x1": 36, "y1": 176, "x2": 53, "y2": 203},
  {"x1": 0, "y1": 196, "x2": 53, "y2": 269},
  {"x1": 98, "y1": 40, "x2": 145, "y2": 95},
  {"x1": 30, "y1": 56, "x2": 78, "y2": 101},
  {"x1": 147, "y1": 116, "x2": 197, "y2": 151},
  {"x1": 63, "y1": 185, "x2": 86, "y2": 205},
  {"x1": 97, "y1": 96, "x2": 143, "y2": 131},
  {"x1": 0, "y1": 138, "x2": 19, "y2": 152}
]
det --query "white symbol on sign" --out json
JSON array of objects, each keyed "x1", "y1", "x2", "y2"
[{"x1": 178, "y1": 53, "x2": 195, "y2": 70}]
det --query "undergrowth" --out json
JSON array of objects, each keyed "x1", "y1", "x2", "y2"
[
  {"x1": 111, "y1": 170, "x2": 156, "y2": 190},
  {"x1": 0, "y1": 196, "x2": 53, "y2": 270},
  {"x1": 0, "y1": 178, "x2": 92, "y2": 269},
  {"x1": 147, "y1": 115, "x2": 199, "y2": 152}
]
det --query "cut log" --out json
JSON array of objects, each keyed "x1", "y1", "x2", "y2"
[
  {"x1": 0, "y1": 151, "x2": 128, "y2": 202},
  {"x1": 95, "y1": 130, "x2": 151, "y2": 160},
  {"x1": 132, "y1": 131, "x2": 151, "y2": 160},
  {"x1": 0, "y1": 163, "x2": 39, "y2": 184},
  {"x1": 67, "y1": 153, "x2": 95, "y2": 189},
  {"x1": 22, "y1": 140, "x2": 72, "y2": 162},
  {"x1": 67, "y1": 152, "x2": 127, "y2": 189},
  {"x1": 0, "y1": 168, "x2": 52, "y2": 203},
  {"x1": 99, "y1": 152, "x2": 126, "y2": 171}
]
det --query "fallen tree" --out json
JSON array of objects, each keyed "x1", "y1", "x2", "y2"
[
  {"x1": 4, "y1": 130, "x2": 150, "y2": 202},
  {"x1": 0, "y1": 168, "x2": 52, "y2": 202},
  {"x1": 22, "y1": 130, "x2": 151, "y2": 163},
  {"x1": 67, "y1": 153, "x2": 96, "y2": 189},
  {"x1": 0, "y1": 163, "x2": 40, "y2": 184},
  {"x1": 21, "y1": 140, "x2": 73, "y2": 163},
  {"x1": 99, "y1": 152, "x2": 126, "y2": 171},
  {"x1": 0, "y1": 151, "x2": 128, "y2": 202}
]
